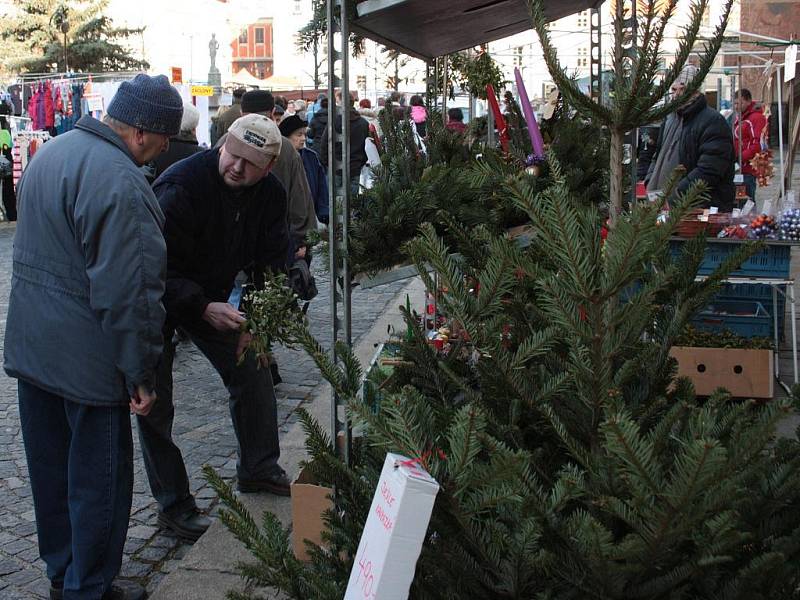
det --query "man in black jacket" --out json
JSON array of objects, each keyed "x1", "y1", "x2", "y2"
[
  {"x1": 646, "y1": 65, "x2": 735, "y2": 210},
  {"x1": 319, "y1": 91, "x2": 370, "y2": 196},
  {"x1": 138, "y1": 114, "x2": 291, "y2": 542}
]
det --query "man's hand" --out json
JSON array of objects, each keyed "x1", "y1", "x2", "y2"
[
  {"x1": 203, "y1": 302, "x2": 246, "y2": 332},
  {"x1": 295, "y1": 246, "x2": 307, "y2": 259},
  {"x1": 130, "y1": 386, "x2": 157, "y2": 416}
]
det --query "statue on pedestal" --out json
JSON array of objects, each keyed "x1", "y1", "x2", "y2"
[{"x1": 208, "y1": 33, "x2": 221, "y2": 91}]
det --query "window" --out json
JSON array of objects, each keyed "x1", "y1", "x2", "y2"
[
  {"x1": 514, "y1": 46, "x2": 524, "y2": 67},
  {"x1": 577, "y1": 47, "x2": 588, "y2": 68},
  {"x1": 577, "y1": 10, "x2": 588, "y2": 28},
  {"x1": 255, "y1": 27, "x2": 264, "y2": 44},
  {"x1": 239, "y1": 29, "x2": 248, "y2": 44},
  {"x1": 293, "y1": 0, "x2": 302, "y2": 15}
]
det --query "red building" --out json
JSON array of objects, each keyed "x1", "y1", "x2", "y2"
[{"x1": 231, "y1": 18, "x2": 274, "y2": 80}]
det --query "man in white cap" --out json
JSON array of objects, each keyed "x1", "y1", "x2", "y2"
[
  {"x1": 138, "y1": 114, "x2": 291, "y2": 542},
  {"x1": 5, "y1": 73, "x2": 182, "y2": 600},
  {"x1": 646, "y1": 64, "x2": 735, "y2": 210}
]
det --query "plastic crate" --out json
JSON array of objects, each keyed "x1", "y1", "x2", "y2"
[
  {"x1": 714, "y1": 282, "x2": 785, "y2": 337},
  {"x1": 670, "y1": 240, "x2": 791, "y2": 278},
  {"x1": 690, "y1": 300, "x2": 772, "y2": 338}
]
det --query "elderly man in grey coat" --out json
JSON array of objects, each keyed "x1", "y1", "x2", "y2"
[{"x1": 3, "y1": 74, "x2": 182, "y2": 600}]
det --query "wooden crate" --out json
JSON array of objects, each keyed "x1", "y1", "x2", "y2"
[{"x1": 670, "y1": 346, "x2": 773, "y2": 399}]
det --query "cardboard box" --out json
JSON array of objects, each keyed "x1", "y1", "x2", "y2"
[
  {"x1": 670, "y1": 346, "x2": 773, "y2": 398},
  {"x1": 344, "y1": 453, "x2": 440, "y2": 600},
  {"x1": 290, "y1": 466, "x2": 333, "y2": 562}
]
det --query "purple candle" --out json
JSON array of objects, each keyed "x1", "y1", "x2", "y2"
[{"x1": 515, "y1": 67, "x2": 545, "y2": 159}]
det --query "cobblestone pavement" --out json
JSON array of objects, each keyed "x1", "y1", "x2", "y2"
[{"x1": 0, "y1": 222, "x2": 408, "y2": 598}]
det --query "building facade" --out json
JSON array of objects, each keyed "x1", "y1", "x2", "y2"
[{"x1": 231, "y1": 18, "x2": 274, "y2": 80}]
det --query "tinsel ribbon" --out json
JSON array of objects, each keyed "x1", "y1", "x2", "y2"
[
  {"x1": 396, "y1": 447, "x2": 448, "y2": 472},
  {"x1": 514, "y1": 67, "x2": 545, "y2": 160},
  {"x1": 485, "y1": 84, "x2": 510, "y2": 152}
]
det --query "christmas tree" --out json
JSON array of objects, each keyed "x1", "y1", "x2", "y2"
[{"x1": 205, "y1": 1, "x2": 800, "y2": 598}]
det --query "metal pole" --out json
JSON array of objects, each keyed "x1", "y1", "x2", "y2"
[
  {"x1": 737, "y1": 58, "x2": 744, "y2": 183},
  {"x1": 716, "y1": 77, "x2": 722, "y2": 111},
  {"x1": 326, "y1": 0, "x2": 340, "y2": 457},
  {"x1": 442, "y1": 56, "x2": 448, "y2": 127},
  {"x1": 340, "y1": 0, "x2": 353, "y2": 465},
  {"x1": 777, "y1": 66, "x2": 786, "y2": 199}
]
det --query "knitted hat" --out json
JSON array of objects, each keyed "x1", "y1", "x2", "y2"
[
  {"x1": 674, "y1": 64, "x2": 699, "y2": 87},
  {"x1": 180, "y1": 103, "x2": 200, "y2": 133},
  {"x1": 241, "y1": 90, "x2": 275, "y2": 115},
  {"x1": 278, "y1": 114, "x2": 307, "y2": 138},
  {"x1": 107, "y1": 74, "x2": 183, "y2": 135},
  {"x1": 225, "y1": 114, "x2": 282, "y2": 169}
]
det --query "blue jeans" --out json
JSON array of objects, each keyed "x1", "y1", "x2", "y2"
[
  {"x1": 744, "y1": 173, "x2": 757, "y2": 203},
  {"x1": 18, "y1": 380, "x2": 133, "y2": 600},
  {"x1": 137, "y1": 324, "x2": 281, "y2": 516}
]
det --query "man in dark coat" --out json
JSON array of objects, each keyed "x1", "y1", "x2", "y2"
[
  {"x1": 214, "y1": 87, "x2": 245, "y2": 142},
  {"x1": 138, "y1": 114, "x2": 292, "y2": 543},
  {"x1": 319, "y1": 92, "x2": 370, "y2": 196},
  {"x1": 4, "y1": 73, "x2": 182, "y2": 600},
  {"x1": 646, "y1": 65, "x2": 735, "y2": 210},
  {"x1": 307, "y1": 96, "x2": 329, "y2": 150}
]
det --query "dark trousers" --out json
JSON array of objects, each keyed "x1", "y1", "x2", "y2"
[
  {"x1": 744, "y1": 173, "x2": 757, "y2": 203},
  {"x1": 18, "y1": 380, "x2": 133, "y2": 600},
  {"x1": 137, "y1": 324, "x2": 281, "y2": 516}
]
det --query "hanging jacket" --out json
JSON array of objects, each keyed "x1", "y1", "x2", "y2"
[
  {"x1": 153, "y1": 149, "x2": 289, "y2": 330},
  {"x1": 4, "y1": 116, "x2": 167, "y2": 406},
  {"x1": 43, "y1": 81, "x2": 55, "y2": 129},
  {"x1": 733, "y1": 102, "x2": 767, "y2": 177}
]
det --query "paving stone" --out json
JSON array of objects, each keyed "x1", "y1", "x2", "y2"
[{"x1": 126, "y1": 525, "x2": 158, "y2": 540}]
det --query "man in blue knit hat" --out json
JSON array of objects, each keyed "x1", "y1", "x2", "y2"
[{"x1": 4, "y1": 73, "x2": 182, "y2": 600}]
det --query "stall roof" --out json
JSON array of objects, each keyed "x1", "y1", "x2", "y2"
[{"x1": 352, "y1": 0, "x2": 601, "y2": 61}]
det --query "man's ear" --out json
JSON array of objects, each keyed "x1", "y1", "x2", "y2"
[{"x1": 135, "y1": 128, "x2": 147, "y2": 146}]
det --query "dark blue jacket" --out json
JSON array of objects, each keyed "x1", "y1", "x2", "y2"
[
  {"x1": 300, "y1": 147, "x2": 329, "y2": 223},
  {"x1": 153, "y1": 149, "x2": 289, "y2": 330},
  {"x1": 4, "y1": 116, "x2": 166, "y2": 405}
]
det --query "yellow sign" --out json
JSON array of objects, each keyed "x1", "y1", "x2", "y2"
[{"x1": 190, "y1": 85, "x2": 214, "y2": 97}]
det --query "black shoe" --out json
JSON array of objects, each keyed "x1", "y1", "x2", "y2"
[
  {"x1": 157, "y1": 508, "x2": 211, "y2": 542},
  {"x1": 270, "y1": 362, "x2": 283, "y2": 385},
  {"x1": 50, "y1": 580, "x2": 146, "y2": 600},
  {"x1": 237, "y1": 471, "x2": 291, "y2": 496}
]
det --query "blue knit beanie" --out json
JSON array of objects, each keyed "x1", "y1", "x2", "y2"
[{"x1": 107, "y1": 74, "x2": 184, "y2": 136}]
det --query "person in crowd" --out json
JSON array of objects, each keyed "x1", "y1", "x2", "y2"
[
  {"x1": 140, "y1": 114, "x2": 291, "y2": 543},
  {"x1": 646, "y1": 65, "x2": 735, "y2": 210},
  {"x1": 4, "y1": 73, "x2": 182, "y2": 600},
  {"x1": 636, "y1": 125, "x2": 660, "y2": 181},
  {"x1": 446, "y1": 107, "x2": 467, "y2": 135},
  {"x1": 292, "y1": 98, "x2": 308, "y2": 120},
  {"x1": 319, "y1": 91, "x2": 370, "y2": 197},
  {"x1": 306, "y1": 93, "x2": 324, "y2": 127},
  {"x1": 307, "y1": 96, "x2": 329, "y2": 150},
  {"x1": 733, "y1": 88, "x2": 767, "y2": 202},
  {"x1": 153, "y1": 102, "x2": 202, "y2": 179},
  {"x1": 273, "y1": 102, "x2": 286, "y2": 125},
  {"x1": 409, "y1": 94, "x2": 428, "y2": 138},
  {"x1": 214, "y1": 87, "x2": 246, "y2": 142},
  {"x1": 274, "y1": 95, "x2": 289, "y2": 112},
  {"x1": 280, "y1": 114, "x2": 329, "y2": 225},
  {"x1": 0, "y1": 108, "x2": 16, "y2": 221}
]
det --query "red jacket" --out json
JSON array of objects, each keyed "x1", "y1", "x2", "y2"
[{"x1": 733, "y1": 102, "x2": 767, "y2": 176}]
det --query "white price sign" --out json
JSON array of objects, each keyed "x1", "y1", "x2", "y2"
[
  {"x1": 785, "y1": 44, "x2": 797, "y2": 83},
  {"x1": 345, "y1": 453, "x2": 439, "y2": 600}
]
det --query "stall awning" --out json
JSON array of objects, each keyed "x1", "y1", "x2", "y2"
[{"x1": 353, "y1": 0, "x2": 602, "y2": 61}]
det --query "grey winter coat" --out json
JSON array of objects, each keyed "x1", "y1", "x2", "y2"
[{"x1": 4, "y1": 116, "x2": 167, "y2": 405}]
